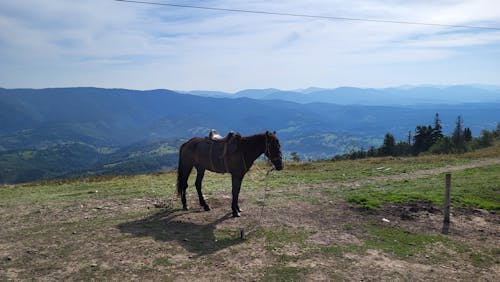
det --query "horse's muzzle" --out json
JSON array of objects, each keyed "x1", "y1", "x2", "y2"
[{"x1": 272, "y1": 159, "x2": 284, "y2": 171}]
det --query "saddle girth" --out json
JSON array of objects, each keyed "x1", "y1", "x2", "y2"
[{"x1": 208, "y1": 140, "x2": 230, "y2": 173}]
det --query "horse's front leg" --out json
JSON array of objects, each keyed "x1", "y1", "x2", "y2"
[
  {"x1": 231, "y1": 173, "x2": 244, "y2": 217},
  {"x1": 195, "y1": 167, "x2": 210, "y2": 211}
]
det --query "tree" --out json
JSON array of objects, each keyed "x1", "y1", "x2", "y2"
[
  {"x1": 367, "y1": 146, "x2": 377, "y2": 157},
  {"x1": 290, "y1": 152, "x2": 301, "y2": 162},
  {"x1": 394, "y1": 141, "x2": 412, "y2": 156},
  {"x1": 429, "y1": 136, "x2": 453, "y2": 154},
  {"x1": 452, "y1": 115, "x2": 464, "y2": 150},
  {"x1": 413, "y1": 125, "x2": 433, "y2": 155},
  {"x1": 477, "y1": 130, "x2": 494, "y2": 148},
  {"x1": 463, "y1": 127, "x2": 472, "y2": 142},
  {"x1": 379, "y1": 133, "x2": 395, "y2": 156},
  {"x1": 432, "y1": 113, "x2": 443, "y2": 143}
]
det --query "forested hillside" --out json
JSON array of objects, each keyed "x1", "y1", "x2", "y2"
[{"x1": 1, "y1": 87, "x2": 499, "y2": 183}]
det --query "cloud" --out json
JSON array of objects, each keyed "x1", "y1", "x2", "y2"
[{"x1": 0, "y1": 0, "x2": 499, "y2": 91}]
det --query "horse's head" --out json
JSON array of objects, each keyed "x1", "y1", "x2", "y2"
[{"x1": 264, "y1": 131, "x2": 284, "y2": 171}]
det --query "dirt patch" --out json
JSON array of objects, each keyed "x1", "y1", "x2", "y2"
[
  {"x1": 373, "y1": 201, "x2": 500, "y2": 246},
  {"x1": 2, "y1": 159, "x2": 500, "y2": 281},
  {"x1": 2, "y1": 195, "x2": 499, "y2": 281}
]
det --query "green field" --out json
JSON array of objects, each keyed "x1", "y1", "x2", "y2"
[{"x1": 1, "y1": 143, "x2": 499, "y2": 280}]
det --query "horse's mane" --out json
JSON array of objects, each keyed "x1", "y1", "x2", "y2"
[
  {"x1": 240, "y1": 132, "x2": 281, "y2": 152},
  {"x1": 241, "y1": 133, "x2": 266, "y2": 141}
]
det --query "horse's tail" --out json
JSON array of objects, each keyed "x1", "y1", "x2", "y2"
[{"x1": 177, "y1": 142, "x2": 187, "y2": 197}]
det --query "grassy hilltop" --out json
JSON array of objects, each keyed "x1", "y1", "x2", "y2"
[{"x1": 1, "y1": 143, "x2": 499, "y2": 280}]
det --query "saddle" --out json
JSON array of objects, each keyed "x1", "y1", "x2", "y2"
[
  {"x1": 205, "y1": 129, "x2": 241, "y2": 172},
  {"x1": 208, "y1": 129, "x2": 226, "y2": 141}
]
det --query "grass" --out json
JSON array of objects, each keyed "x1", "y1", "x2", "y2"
[
  {"x1": 345, "y1": 164, "x2": 500, "y2": 211},
  {"x1": 153, "y1": 256, "x2": 172, "y2": 267},
  {"x1": 260, "y1": 228, "x2": 310, "y2": 251},
  {"x1": 4, "y1": 142, "x2": 499, "y2": 205},
  {"x1": 0, "y1": 173, "x2": 174, "y2": 205},
  {"x1": 314, "y1": 224, "x2": 452, "y2": 261},
  {"x1": 261, "y1": 266, "x2": 309, "y2": 282},
  {"x1": 364, "y1": 225, "x2": 450, "y2": 259},
  {"x1": 1, "y1": 142, "x2": 499, "y2": 280}
]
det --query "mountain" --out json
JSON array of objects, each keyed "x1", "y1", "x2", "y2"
[
  {"x1": 186, "y1": 85, "x2": 500, "y2": 106},
  {"x1": 183, "y1": 90, "x2": 231, "y2": 98},
  {"x1": 1, "y1": 86, "x2": 499, "y2": 183},
  {"x1": 234, "y1": 88, "x2": 282, "y2": 99}
]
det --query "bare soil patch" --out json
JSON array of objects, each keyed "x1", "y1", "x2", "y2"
[{"x1": 1, "y1": 159, "x2": 499, "y2": 281}]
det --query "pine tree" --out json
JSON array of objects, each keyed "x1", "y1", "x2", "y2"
[
  {"x1": 367, "y1": 146, "x2": 377, "y2": 157},
  {"x1": 432, "y1": 113, "x2": 443, "y2": 143},
  {"x1": 413, "y1": 125, "x2": 433, "y2": 155},
  {"x1": 463, "y1": 128, "x2": 472, "y2": 142},
  {"x1": 452, "y1": 115, "x2": 464, "y2": 150},
  {"x1": 379, "y1": 133, "x2": 395, "y2": 156}
]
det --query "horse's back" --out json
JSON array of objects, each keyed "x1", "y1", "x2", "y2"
[{"x1": 180, "y1": 136, "x2": 234, "y2": 172}]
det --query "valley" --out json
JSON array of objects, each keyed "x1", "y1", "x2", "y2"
[{"x1": 1, "y1": 87, "x2": 499, "y2": 184}]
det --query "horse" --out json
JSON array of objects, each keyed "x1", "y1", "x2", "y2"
[{"x1": 177, "y1": 130, "x2": 283, "y2": 217}]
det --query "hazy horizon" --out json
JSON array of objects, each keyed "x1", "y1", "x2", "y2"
[{"x1": 2, "y1": 83, "x2": 500, "y2": 94}]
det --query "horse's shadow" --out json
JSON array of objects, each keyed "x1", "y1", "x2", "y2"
[{"x1": 117, "y1": 208, "x2": 241, "y2": 257}]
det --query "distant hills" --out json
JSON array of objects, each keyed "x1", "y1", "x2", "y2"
[
  {"x1": 187, "y1": 85, "x2": 500, "y2": 106},
  {"x1": 1, "y1": 86, "x2": 499, "y2": 183}
]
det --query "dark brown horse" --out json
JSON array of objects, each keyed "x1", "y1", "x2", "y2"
[{"x1": 177, "y1": 131, "x2": 283, "y2": 217}]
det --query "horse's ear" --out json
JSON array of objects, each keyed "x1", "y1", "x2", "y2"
[{"x1": 273, "y1": 131, "x2": 276, "y2": 135}]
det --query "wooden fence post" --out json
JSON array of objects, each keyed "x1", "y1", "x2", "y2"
[{"x1": 441, "y1": 173, "x2": 451, "y2": 235}]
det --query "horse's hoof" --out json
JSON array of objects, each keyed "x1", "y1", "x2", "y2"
[
  {"x1": 182, "y1": 207, "x2": 189, "y2": 211},
  {"x1": 203, "y1": 205, "x2": 211, "y2": 211},
  {"x1": 232, "y1": 212, "x2": 241, "y2": 218}
]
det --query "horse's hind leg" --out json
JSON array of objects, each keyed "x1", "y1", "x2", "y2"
[
  {"x1": 195, "y1": 167, "x2": 210, "y2": 211},
  {"x1": 180, "y1": 165, "x2": 193, "y2": 211}
]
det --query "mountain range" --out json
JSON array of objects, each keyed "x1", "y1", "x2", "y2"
[
  {"x1": 187, "y1": 85, "x2": 500, "y2": 105},
  {"x1": 1, "y1": 86, "x2": 499, "y2": 183}
]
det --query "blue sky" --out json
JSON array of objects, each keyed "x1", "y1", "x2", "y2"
[{"x1": 1, "y1": 0, "x2": 500, "y2": 92}]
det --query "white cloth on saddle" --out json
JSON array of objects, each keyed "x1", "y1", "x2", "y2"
[{"x1": 208, "y1": 129, "x2": 224, "y2": 140}]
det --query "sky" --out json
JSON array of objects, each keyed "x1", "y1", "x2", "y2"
[{"x1": 1, "y1": 0, "x2": 500, "y2": 92}]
